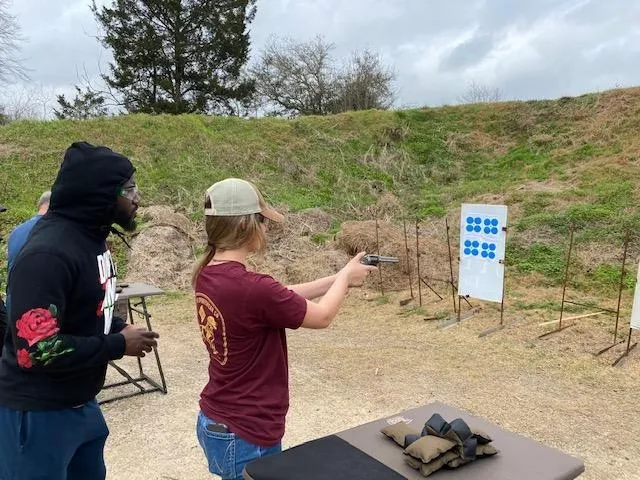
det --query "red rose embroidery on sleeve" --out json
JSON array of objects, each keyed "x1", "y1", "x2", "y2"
[
  {"x1": 16, "y1": 349, "x2": 33, "y2": 369},
  {"x1": 16, "y1": 307, "x2": 60, "y2": 347},
  {"x1": 13, "y1": 304, "x2": 74, "y2": 368}
]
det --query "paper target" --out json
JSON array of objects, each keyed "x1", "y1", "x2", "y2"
[{"x1": 458, "y1": 204, "x2": 508, "y2": 303}]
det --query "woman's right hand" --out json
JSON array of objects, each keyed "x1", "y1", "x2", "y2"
[{"x1": 342, "y1": 252, "x2": 378, "y2": 287}]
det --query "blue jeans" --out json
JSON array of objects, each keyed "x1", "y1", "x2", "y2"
[
  {"x1": 0, "y1": 399, "x2": 109, "y2": 480},
  {"x1": 196, "y1": 411, "x2": 282, "y2": 480}
]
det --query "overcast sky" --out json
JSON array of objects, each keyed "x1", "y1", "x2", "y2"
[{"x1": 3, "y1": 0, "x2": 640, "y2": 114}]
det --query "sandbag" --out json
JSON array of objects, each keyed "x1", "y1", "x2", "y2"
[{"x1": 380, "y1": 421, "x2": 420, "y2": 448}]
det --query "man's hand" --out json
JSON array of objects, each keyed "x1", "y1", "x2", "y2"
[{"x1": 120, "y1": 325, "x2": 160, "y2": 357}]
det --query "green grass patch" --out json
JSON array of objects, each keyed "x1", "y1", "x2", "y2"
[{"x1": 508, "y1": 243, "x2": 567, "y2": 283}]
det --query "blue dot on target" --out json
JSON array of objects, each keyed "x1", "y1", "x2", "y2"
[
  {"x1": 466, "y1": 225, "x2": 474, "y2": 232},
  {"x1": 472, "y1": 249, "x2": 479, "y2": 256},
  {"x1": 474, "y1": 217, "x2": 482, "y2": 225},
  {"x1": 464, "y1": 240, "x2": 472, "y2": 247},
  {"x1": 489, "y1": 244, "x2": 496, "y2": 251},
  {"x1": 491, "y1": 227, "x2": 499, "y2": 234},
  {"x1": 484, "y1": 218, "x2": 491, "y2": 226},
  {"x1": 474, "y1": 226, "x2": 481, "y2": 232},
  {"x1": 484, "y1": 227, "x2": 491, "y2": 234},
  {"x1": 481, "y1": 251, "x2": 488, "y2": 258},
  {"x1": 464, "y1": 248, "x2": 471, "y2": 255},
  {"x1": 489, "y1": 252, "x2": 496, "y2": 259},
  {"x1": 472, "y1": 241, "x2": 479, "y2": 248},
  {"x1": 466, "y1": 217, "x2": 474, "y2": 224},
  {"x1": 482, "y1": 243, "x2": 489, "y2": 250},
  {"x1": 491, "y1": 219, "x2": 499, "y2": 226}
]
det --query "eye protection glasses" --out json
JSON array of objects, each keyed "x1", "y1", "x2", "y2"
[{"x1": 118, "y1": 179, "x2": 139, "y2": 201}]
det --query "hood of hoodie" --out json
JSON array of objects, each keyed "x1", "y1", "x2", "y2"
[{"x1": 49, "y1": 142, "x2": 135, "y2": 236}]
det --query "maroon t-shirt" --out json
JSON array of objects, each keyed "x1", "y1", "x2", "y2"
[{"x1": 195, "y1": 261, "x2": 307, "y2": 446}]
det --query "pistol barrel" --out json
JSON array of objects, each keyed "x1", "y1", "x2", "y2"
[{"x1": 361, "y1": 254, "x2": 400, "y2": 265}]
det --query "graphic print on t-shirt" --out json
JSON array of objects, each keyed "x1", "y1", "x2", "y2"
[
  {"x1": 97, "y1": 249, "x2": 117, "y2": 334},
  {"x1": 196, "y1": 292, "x2": 228, "y2": 365}
]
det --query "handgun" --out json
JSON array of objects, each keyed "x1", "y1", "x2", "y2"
[{"x1": 361, "y1": 254, "x2": 400, "y2": 266}]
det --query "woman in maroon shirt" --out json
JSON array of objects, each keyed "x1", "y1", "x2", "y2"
[{"x1": 192, "y1": 178, "x2": 376, "y2": 480}]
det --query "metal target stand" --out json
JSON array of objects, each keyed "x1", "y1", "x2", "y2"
[
  {"x1": 593, "y1": 230, "x2": 633, "y2": 359},
  {"x1": 612, "y1": 327, "x2": 638, "y2": 367},
  {"x1": 411, "y1": 218, "x2": 474, "y2": 316},
  {"x1": 478, "y1": 227, "x2": 508, "y2": 338},
  {"x1": 538, "y1": 225, "x2": 630, "y2": 341}
]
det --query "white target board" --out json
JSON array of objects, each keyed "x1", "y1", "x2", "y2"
[
  {"x1": 629, "y1": 262, "x2": 640, "y2": 330},
  {"x1": 458, "y1": 204, "x2": 508, "y2": 303}
]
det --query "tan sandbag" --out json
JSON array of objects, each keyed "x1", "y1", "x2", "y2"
[
  {"x1": 404, "y1": 435, "x2": 457, "y2": 464},
  {"x1": 472, "y1": 427, "x2": 493, "y2": 445},
  {"x1": 446, "y1": 443, "x2": 499, "y2": 468},
  {"x1": 419, "y1": 451, "x2": 460, "y2": 477},
  {"x1": 477, "y1": 443, "x2": 498, "y2": 456},
  {"x1": 380, "y1": 422, "x2": 419, "y2": 448},
  {"x1": 405, "y1": 455, "x2": 422, "y2": 470}
]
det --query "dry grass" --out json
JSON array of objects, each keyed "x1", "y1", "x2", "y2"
[
  {"x1": 445, "y1": 130, "x2": 514, "y2": 157},
  {"x1": 101, "y1": 288, "x2": 640, "y2": 480},
  {"x1": 335, "y1": 220, "x2": 454, "y2": 292},
  {"x1": 127, "y1": 226, "x2": 196, "y2": 291},
  {"x1": 249, "y1": 208, "x2": 348, "y2": 285}
]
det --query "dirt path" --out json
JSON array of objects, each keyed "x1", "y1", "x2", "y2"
[{"x1": 100, "y1": 291, "x2": 640, "y2": 480}]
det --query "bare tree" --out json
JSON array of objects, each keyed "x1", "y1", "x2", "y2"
[
  {"x1": 250, "y1": 35, "x2": 337, "y2": 116},
  {"x1": 0, "y1": 0, "x2": 27, "y2": 84},
  {"x1": 1, "y1": 84, "x2": 55, "y2": 121},
  {"x1": 73, "y1": 60, "x2": 126, "y2": 113},
  {"x1": 330, "y1": 49, "x2": 396, "y2": 113},
  {"x1": 458, "y1": 81, "x2": 502, "y2": 104}
]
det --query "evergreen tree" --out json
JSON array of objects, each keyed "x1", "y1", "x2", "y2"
[
  {"x1": 91, "y1": 0, "x2": 256, "y2": 114},
  {"x1": 54, "y1": 86, "x2": 108, "y2": 119}
]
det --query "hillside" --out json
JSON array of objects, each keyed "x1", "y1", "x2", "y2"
[{"x1": 2, "y1": 87, "x2": 640, "y2": 295}]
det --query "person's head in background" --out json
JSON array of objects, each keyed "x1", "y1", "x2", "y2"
[{"x1": 37, "y1": 191, "x2": 51, "y2": 216}]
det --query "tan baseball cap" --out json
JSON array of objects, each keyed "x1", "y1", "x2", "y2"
[{"x1": 204, "y1": 178, "x2": 284, "y2": 222}]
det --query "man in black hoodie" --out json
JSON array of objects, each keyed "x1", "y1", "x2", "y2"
[{"x1": 0, "y1": 142, "x2": 160, "y2": 480}]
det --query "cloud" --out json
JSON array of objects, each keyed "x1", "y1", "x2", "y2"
[
  {"x1": 2, "y1": 0, "x2": 639, "y2": 114},
  {"x1": 440, "y1": 32, "x2": 496, "y2": 72},
  {"x1": 397, "y1": 0, "x2": 640, "y2": 104},
  {"x1": 7, "y1": 0, "x2": 108, "y2": 89}
]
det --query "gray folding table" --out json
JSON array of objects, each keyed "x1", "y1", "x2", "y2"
[
  {"x1": 99, "y1": 282, "x2": 168, "y2": 405},
  {"x1": 243, "y1": 401, "x2": 585, "y2": 479}
]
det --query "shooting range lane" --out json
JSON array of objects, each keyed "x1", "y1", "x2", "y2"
[{"x1": 100, "y1": 293, "x2": 640, "y2": 480}]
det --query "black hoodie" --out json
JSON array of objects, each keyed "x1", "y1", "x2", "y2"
[{"x1": 0, "y1": 142, "x2": 134, "y2": 410}]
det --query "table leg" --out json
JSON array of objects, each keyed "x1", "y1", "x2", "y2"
[{"x1": 139, "y1": 297, "x2": 168, "y2": 394}]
